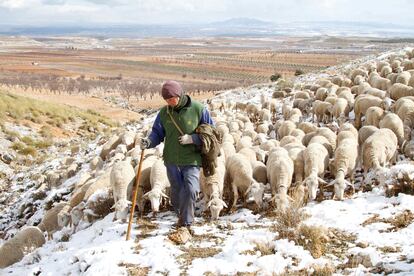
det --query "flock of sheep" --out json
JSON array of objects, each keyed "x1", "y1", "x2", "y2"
[{"x1": 2, "y1": 47, "x2": 414, "y2": 269}]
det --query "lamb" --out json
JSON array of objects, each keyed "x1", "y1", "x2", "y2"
[
  {"x1": 0, "y1": 226, "x2": 46, "y2": 268},
  {"x1": 379, "y1": 113, "x2": 405, "y2": 148},
  {"x1": 143, "y1": 158, "x2": 170, "y2": 214},
  {"x1": 110, "y1": 158, "x2": 136, "y2": 221},
  {"x1": 365, "y1": 106, "x2": 384, "y2": 128},
  {"x1": 350, "y1": 68, "x2": 368, "y2": 83},
  {"x1": 201, "y1": 154, "x2": 227, "y2": 219},
  {"x1": 362, "y1": 128, "x2": 398, "y2": 180},
  {"x1": 224, "y1": 153, "x2": 261, "y2": 211},
  {"x1": 368, "y1": 72, "x2": 391, "y2": 91},
  {"x1": 353, "y1": 94, "x2": 385, "y2": 129},
  {"x1": 266, "y1": 147, "x2": 294, "y2": 210},
  {"x1": 330, "y1": 138, "x2": 358, "y2": 200},
  {"x1": 312, "y1": 100, "x2": 333, "y2": 123},
  {"x1": 332, "y1": 97, "x2": 350, "y2": 123},
  {"x1": 315, "y1": 87, "x2": 328, "y2": 101},
  {"x1": 38, "y1": 202, "x2": 68, "y2": 240},
  {"x1": 302, "y1": 143, "x2": 329, "y2": 200}
]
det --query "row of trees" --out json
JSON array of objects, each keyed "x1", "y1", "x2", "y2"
[{"x1": 0, "y1": 72, "x2": 244, "y2": 102}]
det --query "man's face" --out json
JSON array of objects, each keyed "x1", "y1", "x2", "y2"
[{"x1": 165, "y1": 96, "x2": 179, "y2": 107}]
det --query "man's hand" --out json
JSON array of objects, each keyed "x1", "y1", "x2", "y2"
[
  {"x1": 179, "y1": 134, "x2": 193, "y2": 145},
  {"x1": 140, "y1": 138, "x2": 151, "y2": 150}
]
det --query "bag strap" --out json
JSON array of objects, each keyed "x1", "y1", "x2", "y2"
[{"x1": 167, "y1": 107, "x2": 184, "y2": 135}]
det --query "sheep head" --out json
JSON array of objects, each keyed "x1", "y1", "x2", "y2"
[
  {"x1": 245, "y1": 181, "x2": 265, "y2": 208},
  {"x1": 270, "y1": 193, "x2": 292, "y2": 212},
  {"x1": 143, "y1": 188, "x2": 169, "y2": 213},
  {"x1": 303, "y1": 174, "x2": 326, "y2": 201},
  {"x1": 57, "y1": 210, "x2": 71, "y2": 228},
  {"x1": 113, "y1": 199, "x2": 131, "y2": 221},
  {"x1": 207, "y1": 197, "x2": 227, "y2": 220}
]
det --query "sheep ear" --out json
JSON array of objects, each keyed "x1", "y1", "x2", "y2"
[
  {"x1": 161, "y1": 192, "x2": 169, "y2": 199},
  {"x1": 207, "y1": 199, "x2": 212, "y2": 208},
  {"x1": 287, "y1": 195, "x2": 294, "y2": 203},
  {"x1": 143, "y1": 191, "x2": 150, "y2": 199},
  {"x1": 325, "y1": 180, "x2": 335, "y2": 187},
  {"x1": 220, "y1": 199, "x2": 228, "y2": 208},
  {"x1": 345, "y1": 180, "x2": 354, "y2": 188}
]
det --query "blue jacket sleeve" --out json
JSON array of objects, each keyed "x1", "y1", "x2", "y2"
[
  {"x1": 192, "y1": 107, "x2": 215, "y2": 146},
  {"x1": 147, "y1": 113, "x2": 165, "y2": 148}
]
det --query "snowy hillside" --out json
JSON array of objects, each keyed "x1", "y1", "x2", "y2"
[{"x1": 1, "y1": 47, "x2": 414, "y2": 275}]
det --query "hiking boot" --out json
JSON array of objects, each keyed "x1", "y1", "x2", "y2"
[{"x1": 172, "y1": 218, "x2": 184, "y2": 229}]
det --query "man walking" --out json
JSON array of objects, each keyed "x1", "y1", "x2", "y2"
[{"x1": 140, "y1": 80, "x2": 214, "y2": 231}]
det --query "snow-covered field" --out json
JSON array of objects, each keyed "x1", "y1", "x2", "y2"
[{"x1": 2, "y1": 48, "x2": 414, "y2": 275}]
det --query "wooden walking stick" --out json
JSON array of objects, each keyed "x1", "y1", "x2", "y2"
[{"x1": 126, "y1": 149, "x2": 145, "y2": 241}]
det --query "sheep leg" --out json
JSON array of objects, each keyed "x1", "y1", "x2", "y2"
[{"x1": 231, "y1": 184, "x2": 238, "y2": 212}]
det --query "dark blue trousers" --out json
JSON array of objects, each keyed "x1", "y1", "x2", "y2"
[{"x1": 165, "y1": 164, "x2": 200, "y2": 226}]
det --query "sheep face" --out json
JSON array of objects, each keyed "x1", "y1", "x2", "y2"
[
  {"x1": 333, "y1": 179, "x2": 346, "y2": 200},
  {"x1": 246, "y1": 181, "x2": 265, "y2": 208},
  {"x1": 144, "y1": 189, "x2": 168, "y2": 213},
  {"x1": 207, "y1": 197, "x2": 227, "y2": 220},
  {"x1": 273, "y1": 193, "x2": 290, "y2": 211},
  {"x1": 113, "y1": 199, "x2": 131, "y2": 221},
  {"x1": 303, "y1": 175, "x2": 326, "y2": 201},
  {"x1": 57, "y1": 211, "x2": 71, "y2": 228}
]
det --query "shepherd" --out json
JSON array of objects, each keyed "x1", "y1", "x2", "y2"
[{"x1": 140, "y1": 80, "x2": 214, "y2": 232}]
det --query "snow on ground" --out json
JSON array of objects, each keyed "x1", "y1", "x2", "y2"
[{"x1": 2, "y1": 47, "x2": 414, "y2": 275}]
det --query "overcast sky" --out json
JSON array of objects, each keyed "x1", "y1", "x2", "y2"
[{"x1": 0, "y1": 0, "x2": 413, "y2": 26}]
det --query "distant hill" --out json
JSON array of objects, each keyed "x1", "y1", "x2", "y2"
[{"x1": 1, "y1": 19, "x2": 414, "y2": 38}]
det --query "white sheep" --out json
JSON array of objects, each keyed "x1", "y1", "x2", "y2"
[
  {"x1": 353, "y1": 94, "x2": 386, "y2": 129},
  {"x1": 389, "y1": 83, "x2": 414, "y2": 100},
  {"x1": 201, "y1": 154, "x2": 227, "y2": 219},
  {"x1": 302, "y1": 143, "x2": 329, "y2": 200},
  {"x1": 379, "y1": 113, "x2": 405, "y2": 148},
  {"x1": 365, "y1": 106, "x2": 384, "y2": 128},
  {"x1": 267, "y1": 147, "x2": 294, "y2": 210},
  {"x1": 330, "y1": 138, "x2": 358, "y2": 200},
  {"x1": 0, "y1": 226, "x2": 45, "y2": 268},
  {"x1": 110, "y1": 158, "x2": 136, "y2": 222},
  {"x1": 358, "y1": 125, "x2": 379, "y2": 146},
  {"x1": 224, "y1": 153, "x2": 261, "y2": 210},
  {"x1": 144, "y1": 158, "x2": 170, "y2": 214},
  {"x1": 38, "y1": 202, "x2": 68, "y2": 240},
  {"x1": 362, "y1": 128, "x2": 398, "y2": 181}
]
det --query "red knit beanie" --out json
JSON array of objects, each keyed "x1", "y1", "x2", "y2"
[{"x1": 161, "y1": 80, "x2": 183, "y2": 99}]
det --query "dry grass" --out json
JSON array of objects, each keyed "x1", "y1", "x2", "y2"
[
  {"x1": 385, "y1": 172, "x2": 414, "y2": 196},
  {"x1": 296, "y1": 225, "x2": 328, "y2": 259},
  {"x1": 118, "y1": 263, "x2": 149, "y2": 276},
  {"x1": 389, "y1": 210, "x2": 414, "y2": 230},
  {"x1": 178, "y1": 246, "x2": 222, "y2": 269},
  {"x1": 0, "y1": 91, "x2": 116, "y2": 131},
  {"x1": 270, "y1": 205, "x2": 308, "y2": 240},
  {"x1": 252, "y1": 240, "x2": 276, "y2": 256},
  {"x1": 280, "y1": 264, "x2": 335, "y2": 276},
  {"x1": 361, "y1": 210, "x2": 414, "y2": 231}
]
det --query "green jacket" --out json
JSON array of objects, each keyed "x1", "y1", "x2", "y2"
[{"x1": 149, "y1": 95, "x2": 210, "y2": 166}]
